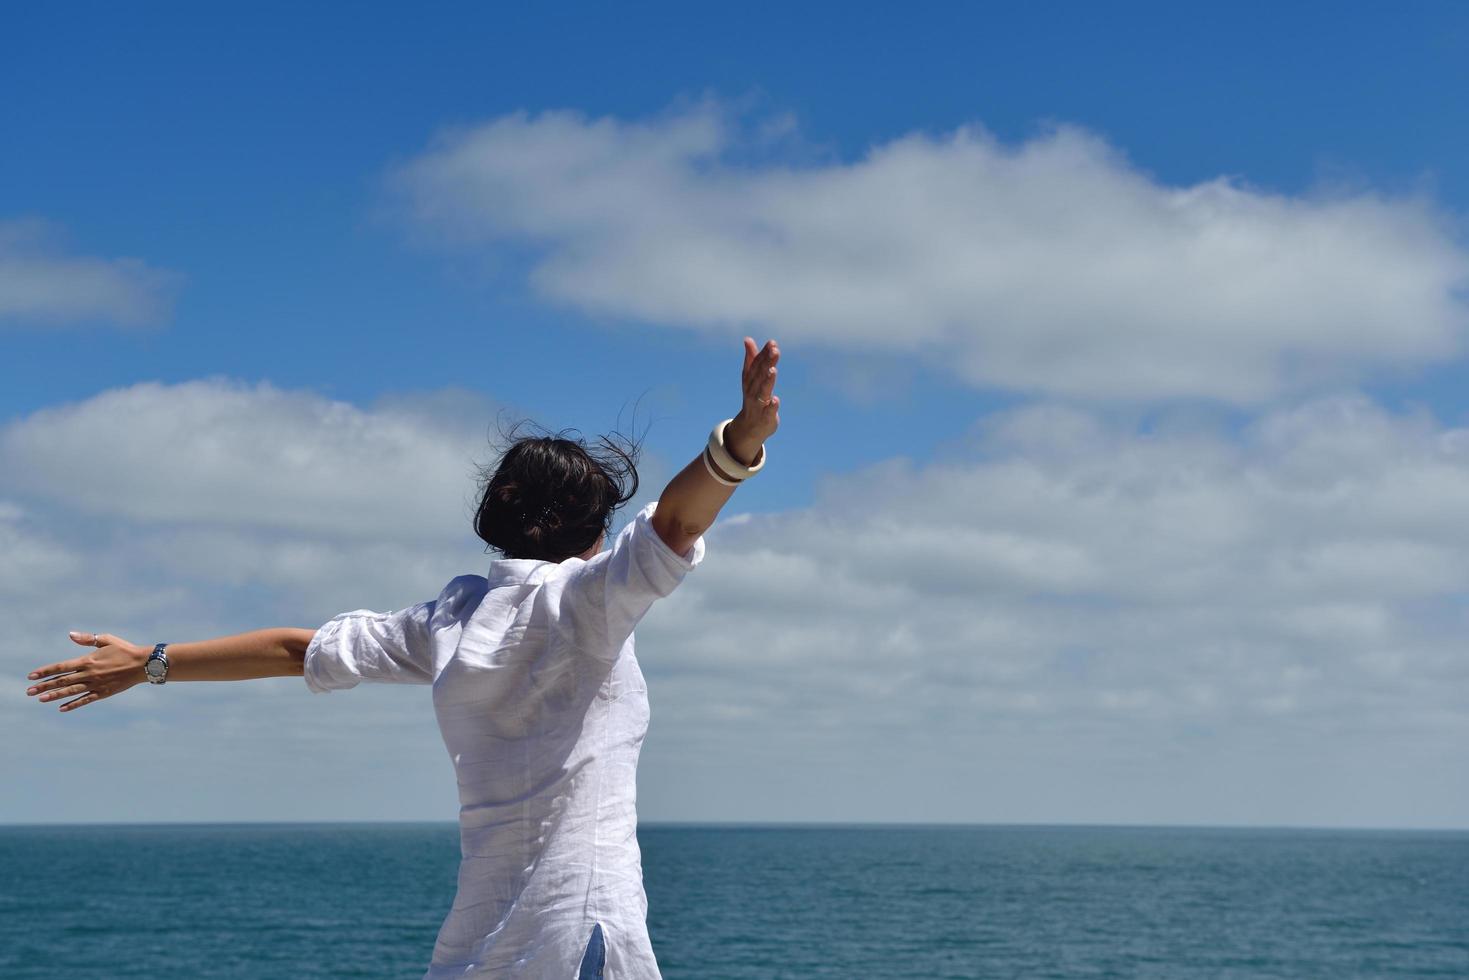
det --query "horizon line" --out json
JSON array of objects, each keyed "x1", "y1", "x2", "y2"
[{"x1": 3, "y1": 818, "x2": 1465, "y2": 833}]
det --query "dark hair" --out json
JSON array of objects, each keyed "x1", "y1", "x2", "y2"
[{"x1": 473, "y1": 424, "x2": 641, "y2": 562}]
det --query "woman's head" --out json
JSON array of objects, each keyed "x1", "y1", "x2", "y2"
[{"x1": 473, "y1": 425, "x2": 640, "y2": 562}]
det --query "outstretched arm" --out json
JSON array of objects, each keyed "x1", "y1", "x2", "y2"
[
  {"x1": 651, "y1": 336, "x2": 781, "y2": 556},
  {"x1": 25, "y1": 628, "x2": 315, "y2": 712}
]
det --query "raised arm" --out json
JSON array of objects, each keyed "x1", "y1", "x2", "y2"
[
  {"x1": 25, "y1": 628, "x2": 314, "y2": 712},
  {"x1": 651, "y1": 337, "x2": 781, "y2": 556}
]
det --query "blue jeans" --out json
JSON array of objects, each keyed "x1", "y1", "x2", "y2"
[{"x1": 578, "y1": 922, "x2": 606, "y2": 979}]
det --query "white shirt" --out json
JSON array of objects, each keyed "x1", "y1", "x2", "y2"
[{"x1": 303, "y1": 501, "x2": 704, "y2": 979}]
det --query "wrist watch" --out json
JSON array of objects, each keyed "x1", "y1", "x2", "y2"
[{"x1": 144, "y1": 643, "x2": 170, "y2": 684}]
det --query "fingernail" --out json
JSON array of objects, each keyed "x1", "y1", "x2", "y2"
[
  {"x1": 68, "y1": 631, "x2": 82, "y2": 641},
  {"x1": 26, "y1": 688, "x2": 36, "y2": 695},
  {"x1": 28, "y1": 672, "x2": 38, "y2": 680}
]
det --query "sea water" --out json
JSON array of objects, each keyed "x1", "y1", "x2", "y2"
[{"x1": 2, "y1": 823, "x2": 1465, "y2": 978}]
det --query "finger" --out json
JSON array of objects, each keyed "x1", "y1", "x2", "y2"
[
  {"x1": 27, "y1": 657, "x2": 85, "y2": 682},
  {"x1": 755, "y1": 353, "x2": 779, "y2": 401},
  {"x1": 743, "y1": 343, "x2": 763, "y2": 391},
  {"x1": 27, "y1": 673, "x2": 86, "y2": 696},
  {"x1": 37, "y1": 682, "x2": 90, "y2": 703},
  {"x1": 59, "y1": 690, "x2": 104, "y2": 712},
  {"x1": 748, "y1": 370, "x2": 776, "y2": 407},
  {"x1": 745, "y1": 344, "x2": 775, "y2": 398},
  {"x1": 68, "y1": 631, "x2": 99, "y2": 647},
  {"x1": 742, "y1": 338, "x2": 763, "y2": 390}
]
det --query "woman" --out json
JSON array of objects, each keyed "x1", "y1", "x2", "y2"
[{"x1": 25, "y1": 337, "x2": 782, "y2": 979}]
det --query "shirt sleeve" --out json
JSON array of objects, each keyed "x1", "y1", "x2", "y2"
[
  {"x1": 550, "y1": 500, "x2": 705, "y2": 661},
  {"x1": 303, "y1": 599, "x2": 438, "y2": 693}
]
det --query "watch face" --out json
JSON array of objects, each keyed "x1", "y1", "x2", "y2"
[{"x1": 145, "y1": 657, "x2": 167, "y2": 679}]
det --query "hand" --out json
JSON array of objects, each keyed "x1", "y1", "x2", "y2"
[
  {"x1": 26, "y1": 632, "x2": 149, "y2": 712},
  {"x1": 726, "y1": 337, "x2": 781, "y2": 465}
]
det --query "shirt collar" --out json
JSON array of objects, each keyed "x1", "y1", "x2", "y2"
[{"x1": 486, "y1": 558, "x2": 555, "y2": 589}]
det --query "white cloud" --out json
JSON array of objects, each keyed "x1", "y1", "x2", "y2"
[
  {"x1": 5, "y1": 380, "x2": 1468, "y2": 826},
  {"x1": 0, "y1": 502, "x2": 79, "y2": 595},
  {"x1": 0, "y1": 382, "x2": 490, "y2": 823},
  {"x1": 389, "y1": 104, "x2": 1469, "y2": 405},
  {"x1": 0, "y1": 218, "x2": 178, "y2": 327},
  {"x1": 634, "y1": 395, "x2": 1469, "y2": 825},
  {"x1": 0, "y1": 379, "x2": 492, "y2": 542}
]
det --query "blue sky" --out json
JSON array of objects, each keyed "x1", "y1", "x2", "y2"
[
  {"x1": 9, "y1": 2, "x2": 1469, "y2": 423},
  {"x1": 4, "y1": 3, "x2": 1469, "y2": 827}
]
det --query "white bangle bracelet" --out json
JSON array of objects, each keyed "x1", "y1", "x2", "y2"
[
  {"x1": 707, "y1": 418, "x2": 766, "y2": 481},
  {"x1": 701, "y1": 447, "x2": 743, "y2": 487}
]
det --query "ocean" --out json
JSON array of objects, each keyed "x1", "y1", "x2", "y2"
[{"x1": 2, "y1": 823, "x2": 1465, "y2": 978}]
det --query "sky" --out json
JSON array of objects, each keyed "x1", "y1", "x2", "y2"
[{"x1": 4, "y1": 1, "x2": 1468, "y2": 829}]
